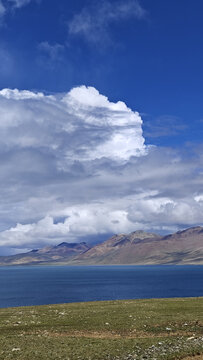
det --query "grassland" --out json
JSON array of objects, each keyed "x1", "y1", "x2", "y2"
[{"x1": 0, "y1": 297, "x2": 202, "y2": 359}]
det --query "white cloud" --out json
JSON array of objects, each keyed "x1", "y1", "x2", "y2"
[
  {"x1": 194, "y1": 194, "x2": 203, "y2": 202},
  {"x1": 38, "y1": 42, "x2": 65, "y2": 66},
  {"x1": 143, "y1": 115, "x2": 187, "y2": 138},
  {"x1": 0, "y1": 85, "x2": 146, "y2": 161},
  {"x1": 68, "y1": 0, "x2": 147, "y2": 45},
  {"x1": 1, "y1": 193, "x2": 203, "y2": 249},
  {"x1": 0, "y1": 85, "x2": 202, "y2": 251},
  {"x1": 0, "y1": 88, "x2": 45, "y2": 100},
  {"x1": 0, "y1": 1, "x2": 6, "y2": 17},
  {"x1": 128, "y1": 197, "x2": 203, "y2": 227},
  {"x1": 0, "y1": 208, "x2": 132, "y2": 248},
  {"x1": 0, "y1": 0, "x2": 36, "y2": 19},
  {"x1": 8, "y1": 0, "x2": 33, "y2": 8},
  {"x1": 62, "y1": 86, "x2": 145, "y2": 161},
  {"x1": 0, "y1": 48, "x2": 13, "y2": 75}
]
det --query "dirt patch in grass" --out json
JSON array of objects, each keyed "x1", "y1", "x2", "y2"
[
  {"x1": 183, "y1": 356, "x2": 203, "y2": 360},
  {"x1": 32, "y1": 329, "x2": 200, "y2": 339}
]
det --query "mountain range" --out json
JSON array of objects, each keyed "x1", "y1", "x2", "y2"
[{"x1": 0, "y1": 226, "x2": 203, "y2": 265}]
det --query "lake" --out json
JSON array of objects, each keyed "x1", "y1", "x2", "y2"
[{"x1": 0, "y1": 265, "x2": 202, "y2": 308}]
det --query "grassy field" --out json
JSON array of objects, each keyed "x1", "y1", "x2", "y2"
[{"x1": 0, "y1": 297, "x2": 202, "y2": 360}]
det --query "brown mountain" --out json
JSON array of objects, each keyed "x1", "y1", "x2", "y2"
[
  {"x1": 0, "y1": 242, "x2": 90, "y2": 265},
  {"x1": 71, "y1": 227, "x2": 203, "y2": 265},
  {"x1": 0, "y1": 226, "x2": 203, "y2": 265}
]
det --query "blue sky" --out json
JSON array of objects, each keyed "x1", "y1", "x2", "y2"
[
  {"x1": 0, "y1": 0, "x2": 202, "y2": 253},
  {"x1": 1, "y1": 0, "x2": 203, "y2": 146}
]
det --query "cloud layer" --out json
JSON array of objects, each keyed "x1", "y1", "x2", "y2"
[
  {"x1": 0, "y1": 0, "x2": 35, "y2": 20},
  {"x1": 68, "y1": 0, "x2": 146, "y2": 45},
  {"x1": 0, "y1": 86, "x2": 202, "y2": 252}
]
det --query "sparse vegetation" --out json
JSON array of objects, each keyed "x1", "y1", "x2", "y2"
[{"x1": 0, "y1": 297, "x2": 203, "y2": 359}]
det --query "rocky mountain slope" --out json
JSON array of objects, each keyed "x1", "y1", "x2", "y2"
[
  {"x1": 0, "y1": 226, "x2": 203, "y2": 265},
  {"x1": 72, "y1": 227, "x2": 203, "y2": 265},
  {"x1": 0, "y1": 242, "x2": 90, "y2": 265}
]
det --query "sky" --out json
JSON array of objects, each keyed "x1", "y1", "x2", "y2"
[{"x1": 0, "y1": 0, "x2": 203, "y2": 254}]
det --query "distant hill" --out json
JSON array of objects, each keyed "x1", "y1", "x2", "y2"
[
  {"x1": 0, "y1": 242, "x2": 90, "y2": 265},
  {"x1": 0, "y1": 226, "x2": 203, "y2": 265}
]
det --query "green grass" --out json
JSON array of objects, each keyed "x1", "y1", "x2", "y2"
[{"x1": 0, "y1": 298, "x2": 203, "y2": 359}]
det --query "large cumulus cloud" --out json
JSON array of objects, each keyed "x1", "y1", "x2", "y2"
[
  {"x1": 0, "y1": 86, "x2": 145, "y2": 161},
  {"x1": 0, "y1": 86, "x2": 202, "y2": 252}
]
